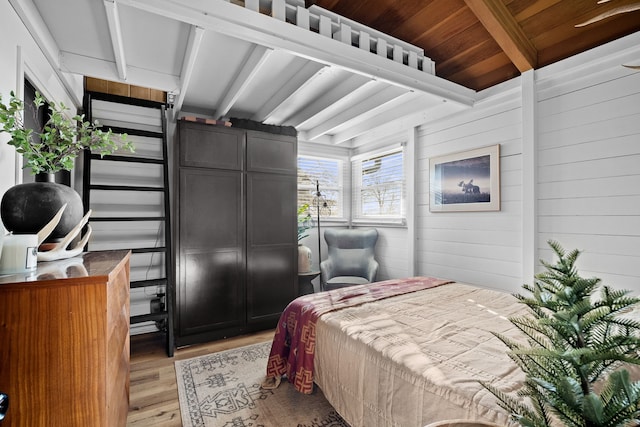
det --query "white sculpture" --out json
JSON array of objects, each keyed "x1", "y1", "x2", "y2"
[{"x1": 37, "y1": 204, "x2": 93, "y2": 262}]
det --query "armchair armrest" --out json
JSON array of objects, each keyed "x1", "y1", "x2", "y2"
[
  {"x1": 366, "y1": 259, "x2": 379, "y2": 282},
  {"x1": 320, "y1": 259, "x2": 334, "y2": 291}
]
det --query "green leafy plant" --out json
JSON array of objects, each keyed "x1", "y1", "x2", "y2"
[
  {"x1": 482, "y1": 240, "x2": 640, "y2": 427},
  {"x1": 0, "y1": 90, "x2": 132, "y2": 174},
  {"x1": 297, "y1": 203, "x2": 312, "y2": 242}
]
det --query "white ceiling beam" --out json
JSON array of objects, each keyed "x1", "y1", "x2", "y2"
[
  {"x1": 173, "y1": 25, "x2": 205, "y2": 115},
  {"x1": 338, "y1": 97, "x2": 467, "y2": 147},
  {"x1": 118, "y1": 0, "x2": 476, "y2": 106},
  {"x1": 260, "y1": 65, "x2": 334, "y2": 124},
  {"x1": 330, "y1": 92, "x2": 425, "y2": 144},
  {"x1": 285, "y1": 73, "x2": 373, "y2": 128},
  {"x1": 103, "y1": 0, "x2": 127, "y2": 80},
  {"x1": 329, "y1": 91, "x2": 419, "y2": 143},
  {"x1": 60, "y1": 51, "x2": 180, "y2": 90},
  {"x1": 298, "y1": 133, "x2": 335, "y2": 146},
  {"x1": 305, "y1": 85, "x2": 408, "y2": 141},
  {"x1": 8, "y1": 0, "x2": 82, "y2": 106},
  {"x1": 216, "y1": 44, "x2": 273, "y2": 119},
  {"x1": 252, "y1": 60, "x2": 325, "y2": 123}
]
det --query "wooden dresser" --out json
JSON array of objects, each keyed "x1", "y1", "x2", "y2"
[{"x1": 0, "y1": 250, "x2": 131, "y2": 427}]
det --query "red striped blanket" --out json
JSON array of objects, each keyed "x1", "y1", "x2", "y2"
[{"x1": 262, "y1": 276, "x2": 453, "y2": 394}]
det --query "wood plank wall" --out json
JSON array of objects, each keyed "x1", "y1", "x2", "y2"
[
  {"x1": 417, "y1": 96, "x2": 523, "y2": 293},
  {"x1": 535, "y1": 53, "x2": 640, "y2": 292},
  {"x1": 85, "y1": 77, "x2": 166, "y2": 103},
  {"x1": 415, "y1": 35, "x2": 640, "y2": 294}
]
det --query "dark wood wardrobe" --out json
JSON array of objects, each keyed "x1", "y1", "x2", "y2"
[{"x1": 175, "y1": 120, "x2": 297, "y2": 346}]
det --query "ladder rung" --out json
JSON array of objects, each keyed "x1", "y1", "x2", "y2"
[
  {"x1": 90, "y1": 153, "x2": 164, "y2": 164},
  {"x1": 131, "y1": 278, "x2": 168, "y2": 289},
  {"x1": 131, "y1": 312, "x2": 168, "y2": 324},
  {"x1": 98, "y1": 125, "x2": 163, "y2": 139},
  {"x1": 90, "y1": 184, "x2": 166, "y2": 192},
  {"x1": 132, "y1": 247, "x2": 166, "y2": 254},
  {"x1": 90, "y1": 216, "x2": 166, "y2": 222}
]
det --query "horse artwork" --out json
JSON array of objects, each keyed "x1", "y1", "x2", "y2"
[
  {"x1": 451, "y1": 178, "x2": 488, "y2": 204},
  {"x1": 429, "y1": 145, "x2": 500, "y2": 212},
  {"x1": 458, "y1": 179, "x2": 480, "y2": 194}
]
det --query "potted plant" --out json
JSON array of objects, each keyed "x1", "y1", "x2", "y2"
[
  {"x1": 0, "y1": 90, "x2": 132, "y2": 241},
  {"x1": 297, "y1": 203, "x2": 313, "y2": 273},
  {"x1": 481, "y1": 240, "x2": 640, "y2": 426}
]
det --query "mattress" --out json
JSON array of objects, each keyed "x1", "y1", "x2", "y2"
[{"x1": 313, "y1": 282, "x2": 526, "y2": 427}]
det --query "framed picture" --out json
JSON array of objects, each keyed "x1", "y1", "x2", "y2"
[{"x1": 429, "y1": 144, "x2": 500, "y2": 212}]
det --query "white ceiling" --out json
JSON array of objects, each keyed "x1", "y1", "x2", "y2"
[{"x1": 10, "y1": 0, "x2": 478, "y2": 148}]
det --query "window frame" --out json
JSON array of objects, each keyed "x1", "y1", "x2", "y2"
[
  {"x1": 351, "y1": 145, "x2": 406, "y2": 226},
  {"x1": 297, "y1": 154, "x2": 348, "y2": 223}
]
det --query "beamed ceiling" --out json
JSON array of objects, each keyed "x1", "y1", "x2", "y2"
[{"x1": 9, "y1": 0, "x2": 640, "y2": 147}]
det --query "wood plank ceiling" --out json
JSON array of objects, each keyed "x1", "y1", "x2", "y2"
[{"x1": 307, "y1": 0, "x2": 640, "y2": 91}]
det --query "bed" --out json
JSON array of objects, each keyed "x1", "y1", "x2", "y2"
[{"x1": 263, "y1": 277, "x2": 527, "y2": 427}]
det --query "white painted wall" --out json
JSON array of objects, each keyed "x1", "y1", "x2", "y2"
[
  {"x1": 373, "y1": 226, "x2": 410, "y2": 280},
  {"x1": 417, "y1": 85, "x2": 524, "y2": 293},
  {"x1": 0, "y1": 1, "x2": 28, "y2": 206},
  {"x1": 414, "y1": 32, "x2": 640, "y2": 294},
  {"x1": 0, "y1": 2, "x2": 83, "y2": 208},
  {"x1": 534, "y1": 34, "x2": 640, "y2": 294}
]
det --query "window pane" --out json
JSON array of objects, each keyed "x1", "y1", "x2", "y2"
[
  {"x1": 298, "y1": 156, "x2": 342, "y2": 218},
  {"x1": 353, "y1": 149, "x2": 404, "y2": 219}
]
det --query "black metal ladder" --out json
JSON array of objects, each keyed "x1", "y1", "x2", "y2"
[{"x1": 82, "y1": 92, "x2": 174, "y2": 357}]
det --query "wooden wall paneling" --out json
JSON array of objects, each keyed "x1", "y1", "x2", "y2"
[
  {"x1": 130, "y1": 85, "x2": 150, "y2": 100},
  {"x1": 85, "y1": 76, "x2": 109, "y2": 93},
  {"x1": 417, "y1": 93, "x2": 523, "y2": 292},
  {"x1": 84, "y1": 77, "x2": 166, "y2": 103},
  {"x1": 107, "y1": 81, "x2": 130, "y2": 97},
  {"x1": 371, "y1": 227, "x2": 410, "y2": 280}
]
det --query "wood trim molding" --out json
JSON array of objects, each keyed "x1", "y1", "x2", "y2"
[{"x1": 85, "y1": 77, "x2": 166, "y2": 103}]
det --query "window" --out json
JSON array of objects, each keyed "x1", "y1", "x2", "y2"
[
  {"x1": 352, "y1": 147, "x2": 405, "y2": 222},
  {"x1": 297, "y1": 156, "x2": 343, "y2": 219}
]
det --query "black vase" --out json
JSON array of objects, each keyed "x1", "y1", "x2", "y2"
[{"x1": 0, "y1": 178, "x2": 83, "y2": 243}]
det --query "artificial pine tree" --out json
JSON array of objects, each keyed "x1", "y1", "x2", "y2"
[{"x1": 482, "y1": 240, "x2": 640, "y2": 427}]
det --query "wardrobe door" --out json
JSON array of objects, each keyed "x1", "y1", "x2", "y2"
[
  {"x1": 246, "y1": 172, "x2": 297, "y2": 325},
  {"x1": 179, "y1": 121, "x2": 243, "y2": 170},
  {"x1": 246, "y1": 131, "x2": 296, "y2": 174},
  {"x1": 178, "y1": 167, "x2": 245, "y2": 337}
]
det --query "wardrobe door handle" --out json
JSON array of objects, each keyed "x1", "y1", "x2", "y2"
[{"x1": 0, "y1": 392, "x2": 8, "y2": 421}]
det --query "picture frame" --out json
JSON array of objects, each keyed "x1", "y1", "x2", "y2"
[{"x1": 429, "y1": 144, "x2": 500, "y2": 212}]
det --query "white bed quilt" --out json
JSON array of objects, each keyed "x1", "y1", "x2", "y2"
[{"x1": 313, "y1": 282, "x2": 526, "y2": 427}]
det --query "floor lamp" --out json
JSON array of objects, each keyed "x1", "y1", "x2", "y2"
[{"x1": 312, "y1": 180, "x2": 330, "y2": 270}]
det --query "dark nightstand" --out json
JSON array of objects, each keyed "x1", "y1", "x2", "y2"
[{"x1": 297, "y1": 270, "x2": 320, "y2": 296}]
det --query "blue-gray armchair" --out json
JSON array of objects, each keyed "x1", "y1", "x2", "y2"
[{"x1": 320, "y1": 228, "x2": 378, "y2": 291}]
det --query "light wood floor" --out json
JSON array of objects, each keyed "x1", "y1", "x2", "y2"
[{"x1": 126, "y1": 329, "x2": 276, "y2": 427}]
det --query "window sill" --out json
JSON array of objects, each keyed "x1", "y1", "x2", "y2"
[{"x1": 351, "y1": 218, "x2": 407, "y2": 228}]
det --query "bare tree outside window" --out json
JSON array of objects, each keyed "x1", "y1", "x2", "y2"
[
  {"x1": 297, "y1": 156, "x2": 343, "y2": 218},
  {"x1": 354, "y1": 149, "x2": 404, "y2": 219}
]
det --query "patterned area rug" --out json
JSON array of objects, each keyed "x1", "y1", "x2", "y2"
[{"x1": 175, "y1": 341, "x2": 349, "y2": 427}]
